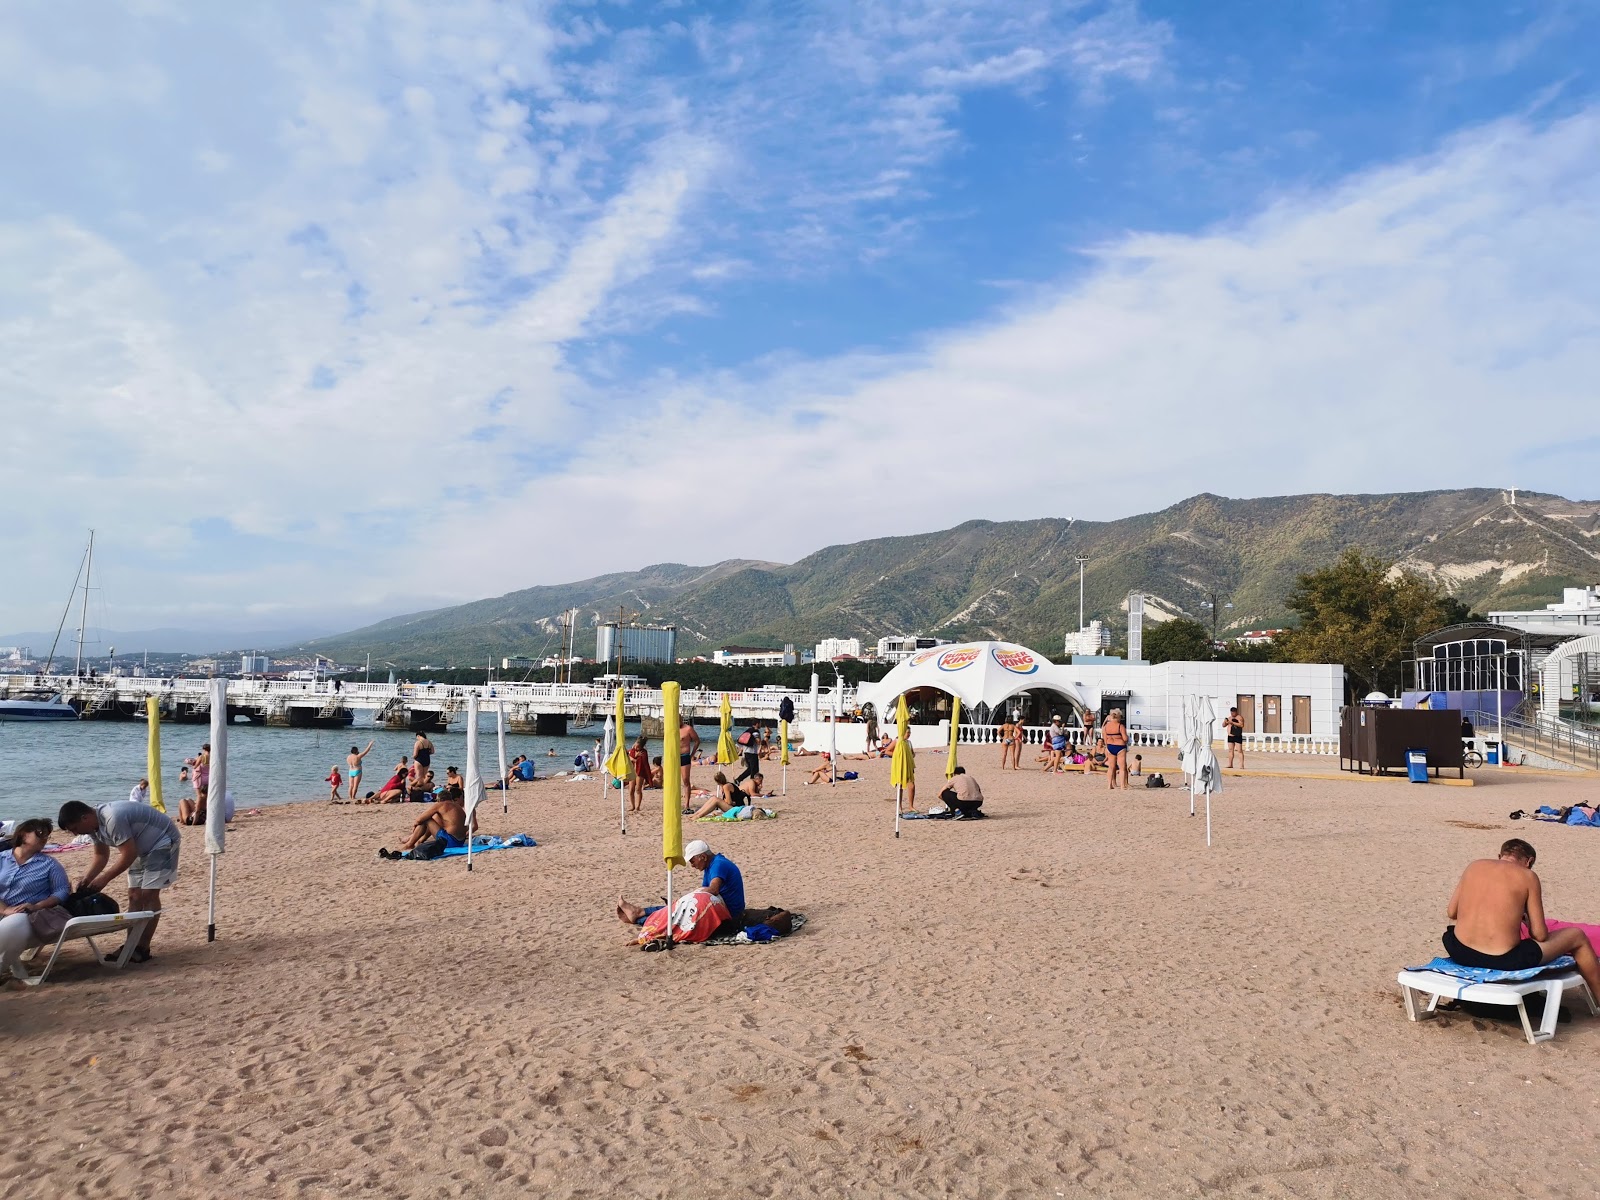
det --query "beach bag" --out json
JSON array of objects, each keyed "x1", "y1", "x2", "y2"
[
  {"x1": 779, "y1": 697, "x2": 795, "y2": 723},
  {"x1": 63, "y1": 889, "x2": 120, "y2": 918},
  {"x1": 738, "y1": 731, "x2": 754, "y2": 747},
  {"x1": 637, "y1": 890, "x2": 729, "y2": 946},
  {"x1": 1145, "y1": 773, "x2": 1167, "y2": 789}
]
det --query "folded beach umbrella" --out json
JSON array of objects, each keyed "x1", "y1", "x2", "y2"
[
  {"x1": 716, "y1": 693, "x2": 736, "y2": 764},
  {"x1": 1179, "y1": 695, "x2": 1224, "y2": 846},
  {"x1": 945, "y1": 696, "x2": 962, "y2": 779},
  {"x1": 495, "y1": 699, "x2": 508, "y2": 815},
  {"x1": 662, "y1": 683, "x2": 686, "y2": 938},
  {"x1": 205, "y1": 679, "x2": 228, "y2": 942},
  {"x1": 891, "y1": 694, "x2": 914, "y2": 839},
  {"x1": 604, "y1": 687, "x2": 630, "y2": 834},
  {"x1": 145, "y1": 695, "x2": 166, "y2": 813},
  {"x1": 464, "y1": 693, "x2": 488, "y2": 871},
  {"x1": 779, "y1": 718, "x2": 790, "y2": 795}
]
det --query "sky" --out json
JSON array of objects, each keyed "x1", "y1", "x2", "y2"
[{"x1": 3, "y1": 0, "x2": 1599, "y2": 644}]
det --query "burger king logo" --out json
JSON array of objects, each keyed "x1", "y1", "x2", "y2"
[
  {"x1": 991, "y1": 647, "x2": 1039, "y2": 674},
  {"x1": 936, "y1": 648, "x2": 980, "y2": 672},
  {"x1": 910, "y1": 650, "x2": 940, "y2": 667}
]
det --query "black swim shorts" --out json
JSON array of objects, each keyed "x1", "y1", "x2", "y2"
[{"x1": 1442, "y1": 926, "x2": 1544, "y2": 972}]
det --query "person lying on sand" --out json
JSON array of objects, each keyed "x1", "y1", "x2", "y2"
[
  {"x1": 1443, "y1": 837, "x2": 1600, "y2": 997},
  {"x1": 378, "y1": 786, "x2": 475, "y2": 859},
  {"x1": 616, "y1": 840, "x2": 745, "y2": 933}
]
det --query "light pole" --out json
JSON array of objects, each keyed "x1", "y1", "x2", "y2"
[{"x1": 1198, "y1": 592, "x2": 1234, "y2": 659}]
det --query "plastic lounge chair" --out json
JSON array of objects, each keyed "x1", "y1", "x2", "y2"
[
  {"x1": 1396, "y1": 962, "x2": 1599, "y2": 1044},
  {"x1": 16, "y1": 910, "x2": 159, "y2": 987}
]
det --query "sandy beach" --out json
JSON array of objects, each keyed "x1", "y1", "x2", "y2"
[{"x1": 6, "y1": 748, "x2": 1600, "y2": 1198}]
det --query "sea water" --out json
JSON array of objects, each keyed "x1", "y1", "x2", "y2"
[{"x1": 0, "y1": 716, "x2": 650, "y2": 824}]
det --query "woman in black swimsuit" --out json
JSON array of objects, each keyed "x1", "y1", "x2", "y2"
[
  {"x1": 1224, "y1": 708, "x2": 1245, "y2": 769},
  {"x1": 413, "y1": 732, "x2": 434, "y2": 771}
]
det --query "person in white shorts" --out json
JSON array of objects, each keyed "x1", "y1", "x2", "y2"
[{"x1": 57, "y1": 799, "x2": 181, "y2": 964}]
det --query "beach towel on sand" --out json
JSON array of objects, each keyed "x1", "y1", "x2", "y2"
[
  {"x1": 438, "y1": 833, "x2": 537, "y2": 858},
  {"x1": 705, "y1": 913, "x2": 807, "y2": 945},
  {"x1": 697, "y1": 806, "x2": 777, "y2": 822},
  {"x1": 1407, "y1": 955, "x2": 1577, "y2": 985}
]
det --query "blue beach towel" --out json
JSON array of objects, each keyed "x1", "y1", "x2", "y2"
[
  {"x1": 439, "y1": 833, "x2": 538, "y2": 858},
  {"x1": 1406, "y1": 955, "x2": 1577, "y2": 986}
]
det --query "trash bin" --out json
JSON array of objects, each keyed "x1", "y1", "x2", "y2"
[
  {"x1": 1486, "y1": 741, "x2": 1500, "y2": 766},
  {"x1": 1406, "y1": 748, "x2": 1429, "y2": 783}
]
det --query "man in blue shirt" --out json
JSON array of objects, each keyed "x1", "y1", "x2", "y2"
[{"x1": 615, "y1": 839, "x2": 745, "y2": 934}]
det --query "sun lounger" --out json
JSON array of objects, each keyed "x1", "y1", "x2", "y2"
[
  {"x1": 16, "y1": 910, "x2": 159, "y2": 987},
  {"x1": 1397, "y1": 957, "x2": 1598, "y2": 1044}
]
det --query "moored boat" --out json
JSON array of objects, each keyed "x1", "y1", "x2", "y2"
[{"x1": 0, "y1": 691, "x2": 80, "y2": 721}]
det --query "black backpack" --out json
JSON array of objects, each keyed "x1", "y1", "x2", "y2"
[
  {"x1": 778, "y1": 697, "x2": 795, "y2": 723},
  {"x1": 64, "y1": 889, "x2": 121, "y2": 918},
  {"x1": 1144, "y1": 773, "x2": 1167, "y2": 789}
]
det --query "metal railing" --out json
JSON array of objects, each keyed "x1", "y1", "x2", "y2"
[{"x1": 1470, "y1": 708, "x2": 1600, "y2": 771}]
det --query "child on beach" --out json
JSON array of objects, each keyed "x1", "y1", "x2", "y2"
[{"x1": 326, "y1": 766, "x2": 342, "y2": 802}]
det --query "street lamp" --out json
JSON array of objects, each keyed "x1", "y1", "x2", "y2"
[{"x1": 1198, "y1": 593, "x2": 1234, "y2": 658}]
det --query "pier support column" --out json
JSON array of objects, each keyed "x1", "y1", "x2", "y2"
[{"x1": 535, "y1": 713, "x2": 568, "y2": 736}]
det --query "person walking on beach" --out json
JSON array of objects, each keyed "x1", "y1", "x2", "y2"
[
  {"x1": 678, "y1": 718, "x2": 701, "y2": 793},
  {"x1": 325, "y1": 766, "x2": 343, "y2": 802},
  {"x1": 863, "y1": 703, "x2": 879, "y2": 754},
  {"x1": 1223, "y1": 707, "x2": 1245, "y2": 769},
  {"x1": 1443, "y1": 838, "x2": 1600, "y2": 997},
  {"x1": 1101, "y1": 708, "x2": 1130, "y2": 790},
  {"x1": 734, "y1": 723, "x2": 762, "y2": 787},
  {"x1": 58, "y1": 799, "x2": 181, "y2": 964},
  {"x1": 413, "y1": 731, "x2": 434, "y2": 774},
  {"x1": 346, "y1": 739, "x2": 375, "y2": 801}
]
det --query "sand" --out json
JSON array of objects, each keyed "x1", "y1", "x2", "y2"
[{"x1": 5, "y1": 748, "x2": 1600, "y2": 1198}]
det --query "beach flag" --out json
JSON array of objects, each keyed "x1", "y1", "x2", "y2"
[
  {"x1": 145, "y1": 696, "x2": 166, "y2": 813},
  {"x1": 204, "y1": 679, "x2": 228, "y2": 942},
  {"x1": 464, "y1": 693, "x2": 488, "y2": 871},
  {"x1": 945, "y1": 696, "x2": 961, "y2": 779},
  {"x1": 604, "y1": 687, "x2": 630, "y2": 835},
  {"x1": 891, "y1": 693, "x2": 914, "y2": 839},
  {"x1": 716, "y1": 692, "x2": 736, "y2": 764},
  {"x1": 779, "y1": 718, "x2": 790, "y2": 795}
]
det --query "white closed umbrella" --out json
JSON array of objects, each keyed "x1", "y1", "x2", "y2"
[
  {"x1": 464, "y1": 694, "x2": 488, "y2": 871},
  {"x1": 496, "y1": 700, "x2": 508, "y2": 815},
  {"x1": 205, "y1": 678, "x2": 228, "y2": 942},
  {"x1": 601, "y1": 711, "x2": 616, "y2": 808},
  {"x1": 1179, "y1": 695, "x2": 1224, "y2": 845}
]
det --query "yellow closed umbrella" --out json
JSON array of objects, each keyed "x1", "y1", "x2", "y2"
[
  {"x1": 779, "y1": 718, "x2": 790, "y2": 794},
  {"x1": 604, "y1": 687, "x2": 630, "y2": 835},
  {"x1": 716, "y1": 692, "x2": 736, "y2": 764},
  {"x1": 145, "y1": 696, "x2": 167, "y2": 813},
  {"x1": 890, "y1": 694, "x2": 914, "y2": 838},
  {"x1": 661, "y1": 683, "x2": 686, "y2": 941},
  {"x1": 945, "y1": 696, "x2": 961, "y2": 779}
]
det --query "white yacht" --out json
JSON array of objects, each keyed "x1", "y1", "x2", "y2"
[{"x1": 0, "y1": 690, "x2": 79, "y2": 721}]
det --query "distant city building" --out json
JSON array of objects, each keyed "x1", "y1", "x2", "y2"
[
  {"x1": 595, "y1": 623, "x2": 677, "y2": 665},
  {"x1": 0, "y1": 646, "x2": 30, "y2": 663},
  {"x1": 815, "y1": 637, "x2": 862, "y2": 661},
  {"x1": 595, "y1": 673, "x2": 648, "y2": 689},
  {"x1": 1490, "y1": 586, "x2": 1600, "y2": 631},
  {"x1": 502, "y1": 655, "x2": 536, "y2": 670},
  {"x1": 875, "y1": 635, "x2": 948, "y2": 663},
  {"x1": 240, "y1": 653, "x2": 271, "y2": 675},
  {"x1": 1233, "y1": 629, "x2": 1286, "y2": 645},
  {"x1": 713, "y1": 644, "x2": 798, "y2": 668},
  {"x1": 1064, "y1": 621, "x2": 1112, "y2": 657}
]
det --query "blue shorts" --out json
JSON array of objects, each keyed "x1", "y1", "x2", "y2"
[{"x1": 437, "y1": 830, "x2": 464, "y2": 849}]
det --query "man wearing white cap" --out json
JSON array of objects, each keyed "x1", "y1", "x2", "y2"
[{"x1": 616, "y1": 839, "x2": 745, "y2": 934}]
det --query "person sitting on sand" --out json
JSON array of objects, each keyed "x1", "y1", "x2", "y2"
[
  {"x1": 689, "y1": 772, "x2": 749, "y2": 819},
  {"x1": 647, "y1": 756, "x2": 664, "y2": 788},
  {"x1": 369, "y1": 765, "x2": 409, "y2": 804},
  {"x1": 616, "y1": 839, "x2": 745, "y2": 935},
  {"x1": 1443, "y1": 838, "x2": 1600, "y2": 998},
  {"x1": 805, "y1": 754, "x2": 836, "y2": 786},
  {"x1": 938, "y1": 766, "x2": 986, "y2": 819},
  {"x1": 378, "y1": 786, "x2": 475, "y2": 859}
]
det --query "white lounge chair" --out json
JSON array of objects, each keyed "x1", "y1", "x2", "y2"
[
  {"x1": 15, "y1": 911, "x2": 159, "y2": 988},
  {"x1": 1397, "y1": 966, "x2": 1599, "y2": 1044}
]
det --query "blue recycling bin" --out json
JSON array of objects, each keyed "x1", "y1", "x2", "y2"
[
  {"x1": 1406, "y1": 748, "x2": 1429, "y2": 783},
  {"x1": 1486, "y1": 742, "x2": 1500, "y2": 766}
]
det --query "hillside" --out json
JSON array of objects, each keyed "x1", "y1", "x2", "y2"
[{"x1": 299, "y1": 489, "x2": 1600, "y2": 665}]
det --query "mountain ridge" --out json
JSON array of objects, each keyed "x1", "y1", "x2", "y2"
[{"x1": 297, "y1": 489, "x2": 1600, "y2": 665}]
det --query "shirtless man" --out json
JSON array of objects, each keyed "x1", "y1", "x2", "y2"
[
  {"x1": 678, "y1": 718, "x2": 701, "y2": 793},
  {"x1": 378, "y1": 786, "x2": 475, "y2": 859},
  {"x1": 1443, "y1": 838, "x2": 1600, "y2": 997}
]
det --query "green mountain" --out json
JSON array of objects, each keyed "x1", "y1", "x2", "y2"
[{"x1": 299, "y1": 489, "x2": 1600, "y2": 665}]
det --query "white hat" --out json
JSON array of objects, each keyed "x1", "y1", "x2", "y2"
[{"x1": 683, "y1": 839, "x2": 711, "y2": 861}]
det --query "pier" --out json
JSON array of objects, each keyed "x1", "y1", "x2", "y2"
[{"x1": 4, "y1": 675, "x2": 836, "y2": 733}]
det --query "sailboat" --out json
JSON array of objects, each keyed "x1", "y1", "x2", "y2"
[{"x1": 0, "y1": 534, "x2": 95, "y2": 722}]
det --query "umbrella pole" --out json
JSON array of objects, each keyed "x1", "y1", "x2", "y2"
[
  {"x1": 781, "y1": 762, "x2": 786, "y2": 796},
  {"x1": 894, "y1": 784, "x2": 901, "y2": 839},
  {"x1": 206, "y1": 856, "x2": 217, "y2": 943},
  {"x1": 665, "y1": 868, "x2": 674, "y2": 952},
  {"x1": 1206, "y1": 793, "x2": 1212, "y2": 847},
  {"x1": 619, "y1": 767, "x2": 627, "y2": 836}
]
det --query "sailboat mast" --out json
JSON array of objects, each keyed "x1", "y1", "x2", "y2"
[
  {"x1": 45, "y1": 537, "x2": 91, "y2": 675},
  {"x1": 75, "y1": 530, "x2": 95, "y2": 677}
]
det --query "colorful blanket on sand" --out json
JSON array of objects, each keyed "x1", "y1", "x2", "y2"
[
  {"x1": 1405, "y1": 955, "x2": 1577, "y2": 985},
  {"x1": 438, "y1": 833, "x2": 537, "y2": 858},
  {"x1": 697, "y1": 806, "x2": 777, "y2": 822},
  {"x1": 705, "y1": 913, "x2": 807, "y2": 946}
]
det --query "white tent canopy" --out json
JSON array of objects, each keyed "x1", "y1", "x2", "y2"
[{"x1": 858, "y1": 641, "x2": 1088, "y2": 718}]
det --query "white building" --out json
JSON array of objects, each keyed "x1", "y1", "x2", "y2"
[
  {"x1": 713, "y1": 645, "x2": 799, "y2": 668},
  {"x1": 1490, "y1": 586, "x2": 1600, "y2": 632},
  {"x1": 815, "y1": 637, "x2": 863, "y2": 661},
  {"x1": 1063, "y1": 621, "x2": 1112, "y2": 656},
  {"x1": 595, "y1": 623, "x2": 677, "y2": 665},
  {"x1": 876, "y1": 635, "x2": 948, "y2": 663},
  {"x1": 240, "y1": 653, "x2": 271, "y2": 675}
]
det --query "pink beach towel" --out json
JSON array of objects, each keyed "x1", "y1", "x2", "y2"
[{"x1": 1521, "y1": 919, "x2": 1600, "y2": 954}]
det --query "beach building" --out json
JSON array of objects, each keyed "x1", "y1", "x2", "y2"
[
  {"x1": 713, "y1": 645, "x2": 798, "y2": 668},
  {"x1": 815, "y1": 637, "x2": 862, "y2": 662},
  {"x1": 876, "y1": 635, "x2": 948, "y2": 663},
  {"x1": 595, "y1": 622, "x2": 677, "y2": 666},
  {"x1": 1063, "y1": 621, "x2": 1112, "y2": 656},
  {"x1": 1489, "y1": 586, "x2": 1600, "y2": 631},
  {"x1": 843, "y1": 639, "x2": 1343, "y2": 752}
]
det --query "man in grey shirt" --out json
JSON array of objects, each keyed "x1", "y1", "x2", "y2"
[{"x1": 57, "y1": 799, "x2": 182, "y2": 963}]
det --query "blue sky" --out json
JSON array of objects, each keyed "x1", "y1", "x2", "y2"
[{"x1": 3, "y1": 1, "x2": 1598, "y2": 642}]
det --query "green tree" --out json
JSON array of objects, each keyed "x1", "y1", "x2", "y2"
[
  {"x1": 1143, "y1": 617, "x2": 1213, "y2": 664},
  {"x1": 1273, "y1": 548, "x2": 1455, "y2": 698}
]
